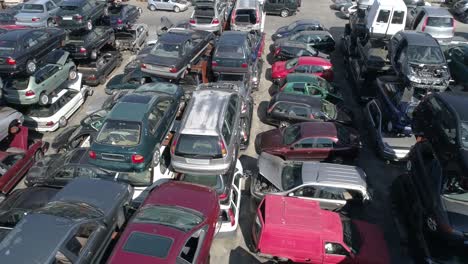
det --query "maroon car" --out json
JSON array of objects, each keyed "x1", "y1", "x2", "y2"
[
  {"x1": 0, "y1": 126, "x2": 47, "y2": 198},
  {"x1": 254, "y1": 122, "x2": 360, "y2": 162},
  {"x1": 107, "y1": 181, "x2": 220, "y2": 264}
]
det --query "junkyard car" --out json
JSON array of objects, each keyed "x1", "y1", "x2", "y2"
[
  {"x1": 252, "y1": 195, "x2": 390, "y2": 264},
  {"x1": 55, "y1": 0, "x2": 108, "y2": 31},
  {"x1": 264, "y1": 93, "x2": 353, "y2": 127},
  {"x1": 451, "y1": 0, "x2": 468, "y2": 23},
  {"x1": 189, "y1": 0, "x2": 227, "y2": 33},
  {"x1": 104, "y1": 4, "x2": 142, "y2": 29},
  {"x1": 3, "y1": 50, "x2": 77, "y2": 105},
  {"x1": 273, "y1": 30, "x2": 335, "y2": 53},
  {"x1": 89, "y1": 83, "x2": 181, "y2": 172},
  {"x1": 147, "y1": 0, "x2": 190, "y2": 13},
  {"x1": 0, "y1": 27, "x2": 66, "y2": 74},
  {"x1": 107, "y1": 181, "x2": 219, "y2": 264},
  {"x1": 408, "y1": 6, "x2": 454, "y2": 42},
  {"x1": 255, "y1": 122, "x2": 360, "y2": 162},
  {"x1": 14, "y1": 0, "x2": 61, "y2": 27},
  {"x1": 445, "y1": 44, "x2": 468, "y2": 88},
  {"x1": 63, "y1": 27, "x2": 115, "y2": 60},
  {"x1": 141, "y1": 29, "x2": 215, "y2": 79},
  {"x1": 263, "y1": 0, "x2": 299, "y2": 17},
  {"x1": 78, "y1": 51, "x2": 122, "y2": 86},
  {"x1": 0, "y1": 106, "x2": 23, "y2": 142},
  {"x1": 105, "y1": 68, "x2": 146, "y2": 94},
  {"x1": 115, "y1": 23, "x2": 148, "y2": 52},
  {"x1": 273, "y1": 41, "x2": 326, "y2": 62},
  {"x1": 251, "y1": 152, "x2": 369, "y2": 210},
  {"x1": 271, "y1": 56, "x2": 334, "y2": 85},
  {"x1": 271, "y1": 19, "x2": 325, "y2": 41},
  {"x1": 0, "y1": 178, "x2": 133, "y2": 264},
  {"x1": 388, "y1": 31, "x2": 450, "y2": 90}
]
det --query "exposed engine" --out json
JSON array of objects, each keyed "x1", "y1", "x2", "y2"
[{"x1": 253, "y1": 174, "x2": 279, "y2": 194}]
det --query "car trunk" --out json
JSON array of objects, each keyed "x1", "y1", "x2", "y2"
[
  {"x1": 63, "y1": 40, "x2": 84, "y2": 53},
  {"x1": 77, "y1": 63, "x2": 98, "y2": 80},
  {"x1": 4, "y1": 77, "x2": 30, "y2": 91},
  {"x1": 194, "y1": 6, "x2": 215, "y2": 24},
  {"x1": 116, "y1": 32, "x2": 135, "y2": 49}
]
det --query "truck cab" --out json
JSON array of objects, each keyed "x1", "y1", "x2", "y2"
[{"x1": 366, "y1": 0, "x2": 407, "y2": 39}]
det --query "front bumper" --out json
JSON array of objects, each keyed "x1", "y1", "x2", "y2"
[{"x1": 189, "y1": 24, "x2": 222, "y2": 33}]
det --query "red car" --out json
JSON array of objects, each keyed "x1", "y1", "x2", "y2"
[
  {"x1": 107, "y1": 181, "x2": 220, "y2": 264},
  {"x1": 254, "y1": 122, "x2": 360, "y2": 162},
  {"x1": 0, "y1": 126, "x2": 48, "y2": 198},
  {"x1": 271, "y1": 56, "x2": 333, "y2": 84},
  {"x1": 252, "y1": 195, "x2": 390, "y2": 264}
]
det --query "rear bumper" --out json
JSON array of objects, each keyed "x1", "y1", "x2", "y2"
[
  {"x1": 16, "y1": 20, "x2": 47, "y2": 27},
  {"x1": 189, "y1": 24, "x2": 221, "y2": 33},
  {"x1": 88, "y1": 158, "x2": 148, "y2": 172},
  {"x1": 3, "y1": 93, "x2": 38, "y2": 105},
  {"x1": 171, "y1": 159, "x2": 231, "y2": 175}
]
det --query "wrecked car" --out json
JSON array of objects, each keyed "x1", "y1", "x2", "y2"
[{"x1": 115, "y1": 24, "x2": 149, "y2": 52}]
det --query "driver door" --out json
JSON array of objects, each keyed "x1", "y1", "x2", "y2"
[{"x1": 287, "y1": 137, "x2": 314, "y2": 159}]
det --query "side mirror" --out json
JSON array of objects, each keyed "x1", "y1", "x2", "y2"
[{"x1": 288, "y1": 192, "x2": 294, "y2": 197}]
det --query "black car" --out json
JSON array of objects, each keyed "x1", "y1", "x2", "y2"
[
  {"x1": 451, "y1": 0, "x2": 468, "y2": 23},
  {"x1": 388, "y1": 31, "x2": 450, "y2": 90},
  {"x1": 264, "y1": 0, "x2": 299, "y2": 18},
  {"x1": 0, "y1": 12, "x2": 16, "y2": 26},
  {"x1": 273, "y1": 30, "x2": 335, "y2": 54},
  {"x1": 78, "y1": 50, "x2": 122, "y2": 86},
  {"x1": 0, "y1": 28, "x2": 66, "y2": 75},
  {"x1": 0, "y1": 178, "x2": 133, "y2": 264},
  {"x1": 104, "y1": 4, "x2": 142, "y2": 29},
  {"x1": 124, "y1": 45, "x2": 151, "y2": 73},
  {"x1": 0, "y1": 186, "x2": 59, "y2": 242},
  {"x1": 271, "y1": 19, "x2": 325, "y2": 41},
  {"x1": 141, "y1": 29, "x2": 215, "y2": 80},
  {"x1": 51, "y1": 109, "x2": 109, "y2": 152},
  {"x1": 55, "y1": 0, "x2": 108, "y2": 31},
  {"x1": 273, "y1": 41, "x2": 325, "y2": 61},
  {"x1": 265, "y1": 92, "x2": 353, "y2": 127},
  {"x1": 24, "y1": 148, "x2": 114, "y2": 187},
  {"x1": 63, "y1": 27, "x2": 115, "y2": 60}
]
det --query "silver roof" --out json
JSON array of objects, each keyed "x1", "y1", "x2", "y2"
[
  {"x1": 301, "y1": 162, "x2": 367, "y2": 188},
  {"x1": 420, "y1": 7, "x2": 452, "y2": 17},
  {"x1": 235, "y1": 0, "x2": 259, "y2": 9}
]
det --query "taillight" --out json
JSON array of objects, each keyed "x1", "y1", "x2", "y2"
[
  {"x1": 256, "y1": 10, "x2": 260, "y2": 23},
  {"x1": 322, "y1": 65, "x2": 332, "y2": 70},
  {"x1": 228, "y1": 209, "x2": 235, "y2": 227},
  {"x1": 169, "y1": 66, "x2": 177, "y2": 73},
  {"x1": 6, "y1": 57, "x2": 16, "y2": 65},
  {"x1": 88, "y1": 75, "x2": 96, "y2": 80},
  {"x1": 219, "y1": 192, "x2": 227, "y2": 201},
  {"x1": 219, "y1": 139, "x2": 227, "y2": 157},
  {"x1": 421, "y1": 17, "x2": 428, "y2": 32},
  {"x1": 212, "y1": 18, "x2": 219, "y2": 24},
  {"x1": 141, "y1": 63, "x2": 147, "y2": 69},
  {"x1": 189, "y1": 18, "x2": 196, "y2": 24},
  {"x1": 117, "y1": 19, "x2": 123, "y2": 25},
  {"x1": 241, "y1": 63, "x2": 248, "y2": 68},
  {"x1": 89, "y1": 150, "x2": 96, "y2": 159},
  {"x1": 131, "y1": 154, "x2": 144, "y2": 164},
  {"x1": 171, "y1": 137, "x2": 177, "y2": 154},
  {"x1": 274, "y1": 47, "x2": 281, "y2": 56},
  {"x1": 74, "y1": 15, "x2": 83, "y2": 21},
  {"x1": 212, "y1": 61, "x2": 218, "y2": 67},
  {"x1": 46, "y1": 121, "x2": 54, "y2": 127},
  {"x1": 231, "y1": 11, "x2": 236, "y2": 24},
  {"x1": 25, "y1": 90, "x2": 35, "y2": 97},
  {"x1": 31, "y1": 17, "x2": 40, "y2": 22},
  {"x1": 79, "y1": 47, "x2": 86, "y2": 53}
]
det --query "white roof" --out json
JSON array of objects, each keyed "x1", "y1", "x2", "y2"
[{"x1": 374, "y1": 0, "x2": 407, "y2": 9}]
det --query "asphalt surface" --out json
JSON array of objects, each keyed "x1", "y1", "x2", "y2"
[{"x1": 32, "y1": 1, "x2": 468, "y2": 263}]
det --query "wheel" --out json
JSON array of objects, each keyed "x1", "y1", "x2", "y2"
[
  {"x1": 99, "y1": 76, "x2": 106, "y2": 85},
  {"x1": 386, "y1": 121, "x2": 393, "y2": 132},
  {"x1": 58, "y1": 116, "x2": 68, "y2": 128},
  {"x1": 174, "y1": 6, "x2": 180, "y2": 13},
  {"x1": 47, "y1": 18, "x2": 54, "y2": 27},
  {"x1": 149, "y1": 5, "x2": 156, "y2": 11},
  {"x1": 68, "y1": 68, "x2": 77, "y2": 80},
  {"x1": 34, "y1": 150, "x2": 43, "y2": 162},
  {"x1": 279, "y1": 121, "x2": 290, "y2": 128},
  {"x1": 39, "y1": 92, "x2": 50, "y2": 106},
  {"x1": 86, "y1": 20, "x2": 93, "y2": 31},
  {"x1": 90, "y1": 49, "x2": 98, "y2": 60},
  {"x1": 26, "y1": 60, "x2": 37, "y2": 74},
  {"x1": 280, "y1": 9, "x2": 289, "y2": 17}
]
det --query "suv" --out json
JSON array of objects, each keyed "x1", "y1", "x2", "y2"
[
  {"x1": 264, "y1": 0, "x2": 298, "y2": 18},
  {"x1": 408, "y1": 6, "x2": 454, "y2": 42},
  {"x1": 189, "y1": 0, "x2": 227, "y2": 33},
  {"x1": 171, "y1": 89, "x2": 241, "y2": 175},
  {"x1": 388, "y1": 31, "x2": 450, "y2": 90},
  {"x1": 231, "y1": 0, "x2": 264, "y2": 32}
]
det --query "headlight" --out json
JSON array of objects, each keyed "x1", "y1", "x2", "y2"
[
  {"x1": 408, "y1": 75, "x2": 422, "y2": 83},
  {"x1": 276, "y1": 34, "x2": 282, "y2": 38}
]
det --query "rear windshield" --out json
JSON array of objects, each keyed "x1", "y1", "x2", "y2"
[
  {"x1": 427, "y1": 17, "x2": 453, "y2": 27},
  {"x1": 0, "y1": 40, "x2": 16, "y2": 56},
  {"x1": 95, "y1": 120, "x2": 141, "y2": 146},
  {"x1": 123, "y1": 232, "x2": 173, "y2": 258},
  {"x1": 108, "y1": 6, "x2": 123, "y2": 15},
  {"x1": 5, "y1": 77, "x2": 29, "y2": 90},
  {"x1": 22, "y1": 4, "x2": 44, "y2": 13},
  {"x1": 194, "y1": 6, "x2": 215, "y2": 17},
  {"x1": 150, "y1": 42, "x2": 181, "y2": 58},
  {"x1": 281, "y1": 163, "x2": 303, "y2": 190},
  {"x1": 235, "y1": 9, "x2": 256, "y2": 24},
  {"x1": 175, "y1": 134, "x2": 222, "y2": 159},
  {"x1": 180, "y1": 174, "x2": 222, "y2": 193},
  {"x1": 215, "y1": 45, "x2": 244, "y2": 59},
  {"x1": 60, "y1": 4, "x2": 80, "y2": 11}
]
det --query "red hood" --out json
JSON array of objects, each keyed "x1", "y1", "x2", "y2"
[
  {"x1": 258, "y1": 129, "x2": 285, "y2": 151},
  {"x1": 353, "y1": 220, "x2": 390, "y2": 264},
  {"x1": 271, "y1": 61, "x2": 288, "y2": 79}
]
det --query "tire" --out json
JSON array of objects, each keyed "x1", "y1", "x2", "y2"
[
  {"x1": 68, "y1": 68, "x2": 77, "y2": 80},
  {"x1": 149, "y1": 5, "x2": 156, "y2": 11},
  {"x1": 47, "y1": 18, "x2": 54, "y2": 27},
  {"x1": 26, "y1": 60, "x2": 37, "y2": 74},
  {"x1": 39, "y1": 92, "x2": 50, "y2": 106},
  {"x1": 58, "y1": 116, "x2": 68, "y2": 128},
  {"x1": 86, "y1": 20, "x2": 93, "y2": 31},
  {"x1": 174, "y1": 6, "x2": 180, "y2": 13},
  {"x1": 280, "y1": 9, "x2": 289, "y2": 17},
  {"x1": 90, "y1": 50, "x2": 98, "y2": 60}
]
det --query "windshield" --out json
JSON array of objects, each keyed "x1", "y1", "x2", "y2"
[
  {"x1": 215, "y1": 45, "x2": 244, "y2": 59},
  {"x1": 285, "y1": 58, "x2": 299, "y2": 70},
  {"x1": 35, "y1": 201, "x2": 103, "y2": 220},
  {"x1": 134, "y1": 205, "x2": 204, "y2": 232},
  {"x1": 287, "y1": 22, "x2": 298, "y2": 31},
  {"x1": 95, "y1": 120, "x2": 141, "y2": 146},
  {"x1": 0, "y1": 40, "x2": 15, "y2": 56},
  {"x1": 283, "y1": 124, "x2": 301, "y2": 145},
  {"x1": 281, "y1": 163, "x2": 303, "y2": 190},
  {"x1": 181, "y1": 174, "x2": 222, "y2": 194},
  {"x1": 150, "y1": 42, "x2": 181, "y2": 58},
  {"x1": 21, "y1": 4, "x2": 44, "y2": 13},
  {"x1": 175, "y1": 134, "x2": 222, "y2": 159},
  {"x1": 407, "y1": 45, "x2": 444, "y2": 64},
  {"x1": 341, "y1": 216, "x2": 361, "y2": 254}
]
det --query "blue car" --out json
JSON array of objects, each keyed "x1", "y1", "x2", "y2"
[{"x1": 271, "y1": 19, "x2": 324, "y2": 41}]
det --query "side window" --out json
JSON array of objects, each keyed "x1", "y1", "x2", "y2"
[
  {"x1": 75, "y1": 167, "x2": 100, "y2": 178},
  {"x1": 319, "y1": 186, "x2": 345, "y2": 200},
  {"x1": 292, "y1": 186, "x2": 317, "y2": 198},
  {"x1": 65, "y1": 222, "x2": 98, "y2": 258},
  {"x1": 314, "y1": 138, "x2": 333, "y2": 148},
  {"x1": 272, "y1": 102, "x2": 289, "y2": 114},
  {"x1": 376, "y1": 9, "x2": 391, "y2": 23},
  {"x1": 325, "y1": 242, "x2": 349, "y2": 256},
  {"x1": 391, "y1": 11, "x2": 405, "y2": 24},
  {"x1": 156, "y1": 99, "x2": 171, "y2": 116},
  {"x1": 294, "y1": 65, "x2": 309, "y2": 73},
  {"x1": 289, "y1": 105, "x2": 309, "y2": 118},
  {"x1": 148, "y1": 112, "x2": 158, "y2": 133},
  {"x1": 310, "y1": 65, "x2": 325, "y2": 73},
  {"x1": 295, "y1": 138, "x2": 314, "y2": 148},
  {"x1": 179, "y1": 226, "x2": 207, "y2": 263},
  {"x1": 221, "y1": 122, "x2": 232, "y2": 145},
  {"x1": 54, "y1": 166, "x2": 75, "y2": 179},
  {"x1": 49, "y1": 65, "x2": 60, "y2": 76}
]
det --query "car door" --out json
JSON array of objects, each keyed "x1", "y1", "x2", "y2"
[
  {"x1": 316, "y1": 186, "x2": 347, "y2": 211},
  {"x1": 154, "y1": 0, "x2": 163, "y2": 9},
  {"x1": 313, "y1": 137, "x2": 334, "y2": 160},
  {"x1": 44, "y1": 65, "x2": 61, "y2": 93},
  {"x1": 161, "y1": 0, "x2": 172, "y2": 10},
  {"x1": 265, "y1": 0, "x2": 278, "y2": 14},
  {"x1": 293, "y1": 65, "x2": 310, "y2": 74},
  {"x1": 288, "y1": 137, "x2": 314, "y2": 159},
  {"x1": 373, "y1": 8, "x2": 392, "y2": 36}
]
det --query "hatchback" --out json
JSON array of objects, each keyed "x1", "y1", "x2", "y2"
[
  {"x1": 264, "y1": 0, "x2": 298, "y2": 17},
  {"x1": 231, "y1": 0, "x2": 264, "y2": 32},
  {"x1": 409, "y1": 6, "x2": 455, "y2": 42},
  {"x1": 189, "y1": 0, "x2": 227, "y2": 33},
  {"x1": 271, "y1": 56, "x2": 333, "y2": 85},
  {"x1": 14, "y1": 0, "x2": 61, "y2": 27}
]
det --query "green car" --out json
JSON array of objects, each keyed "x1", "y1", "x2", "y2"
[
  {"x1": 270, "y1": 73, "x2": 342, "y2": 103},
  {"x1": 445, "y1": 45, "x2": 468, "y2": 87},
  {"x1": 3, "y1": 50, "x2": 77, "y2": 105}
]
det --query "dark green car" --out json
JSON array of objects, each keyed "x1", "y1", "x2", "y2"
[
  {"x1": 55, "y1": 0, "x2": 108, "y2": 31},
  {"x1": 88, "y1": 83, "x2": 182, "y2": 172},
  {"x1": 445, "y1": 45, "x2": 468, "y2": 87}
]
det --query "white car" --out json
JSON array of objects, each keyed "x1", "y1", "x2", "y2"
[
  {"x1": 23, "y1": 74, "x2": 92, "y2": 132},
  {"x1": 0, "y1": 106, "x2": 24, "y2": 142}
]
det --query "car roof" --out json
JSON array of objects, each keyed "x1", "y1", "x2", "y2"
[
  {"x1": 295, "y1": 19, "x2": 322, "y2": 26},
  {"x1": 301, "y1": 162, "x2": 367, "y2": 188},
  {"x1": 298, "y1": 56, "x2": 331, "y2": 65},
  {"x1": 159, "y1": 30, "x2": 193, "y2": 44},
  {"x1": 26, "y1": 0, "x2": 50, "y2": 5},
  {"x1": 273, "y1": 93, "x2": 322, "y2": 109},
  {"x1": 181, "y1": 89, "x2": 232, "y2": 135},
  {"x1": 280, "y1": 41, "x2": 308, "y2": 48},
  {"x1": 0, "y1": 213, "x2": 76, "y2": 263},
  {"x1": 108, "y1": 93, "x2": 158, "y2": 122},
  {"x1": 420, "y1": 6, "x2": 452, "y2": 17},
  {"x1": 0, "y1": 28, "x2": 33, "y2": 41},
  {"x1": 300, "y1": 121, "x2": 338, "y2": 137},
  {"x1": 399, "y1": 31, "x2": 439, "y2": 47},
  {"x1": 0, "y1": 186, "x2": 59, "y2": 211},
  {"x1": 437, "y1": 92, "x2": 468, "y2": 121}
]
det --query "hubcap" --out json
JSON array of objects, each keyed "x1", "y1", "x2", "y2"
[
  {"x1": 426, "y1": 217, "x2": 437, "y2": 231},
  {"x1": 28, "y1": 62, "x2": 36, "y2": 73},
  {"x1": 281, "y1": 10, "x2": 288, "y2": 17}
]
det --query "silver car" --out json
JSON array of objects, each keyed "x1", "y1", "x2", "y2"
[
  {"x1": 251, "y1": 152, "x2": 371, "y2": 211},
  {"x1": 409, "y1": 6, "x2": 454, "y2": 42},
  {"x1": 0, "y1": 107, "x2": 24, "y2": 142},
  {"x1": 15, "y1": 0, "x2": 61, "y2": 27},
  {"x1": 189, "y1": 0, "x2": 227, "y2": 33},
  {"x1": 171, "y1": 88, "x2": 241, "y2": 175},
  {"x1": 147, "y1": 0, "x2": 190, "y2": 13}
]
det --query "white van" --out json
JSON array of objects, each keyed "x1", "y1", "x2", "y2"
[{"x1": 366, "y1": 0, "x2": 407, "y2": 38}]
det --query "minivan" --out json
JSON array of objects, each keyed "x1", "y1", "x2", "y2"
[
  {"x1": 231, "y1": 0, "x2": 264, "y2": 32},
  {"x1": 171, "y1": 89, "x2": 241, "y2": 175}
]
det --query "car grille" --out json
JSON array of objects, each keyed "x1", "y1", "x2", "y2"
[{"x1": 101, "y1": 153, "x2": 126, "y2": 161}]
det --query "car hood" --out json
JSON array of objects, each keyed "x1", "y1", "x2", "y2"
[
  {"x1": 441, "y1": 195, "x2": 468, "y2": 233},
  {"x1": 258, "y1": 153, "x2": 285, "y2": 191},
  {"x1": 142, "y1": 54, "x2": 182, "y2": 68},
  {"x1": 24, "y1": 154, "x2": 62, "y2": 186},
  {"x1": 353, "y1": 220, "x2": 390, "y2": 264},
  {"x1": 258, "y1": 129, "x2": 284, "y2": 151}
]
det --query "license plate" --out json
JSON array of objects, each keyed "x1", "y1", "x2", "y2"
[
  {"x1": 185, "y1": 158, "x2": 209, "y2": 165},
  {"x1": 62, "y1": 16, "x2": 72, "y2": 20}
]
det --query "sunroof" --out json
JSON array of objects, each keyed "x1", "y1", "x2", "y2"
[
  {"x1": 121, "y1": 94, "x2": 152, "y2": 104},
  {"x1": 123, "y1": 232, "x2": 173, "y2": 258}
]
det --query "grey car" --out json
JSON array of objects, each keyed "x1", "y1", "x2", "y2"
[
  {"x1": 15, "y1": 0, "x2": 62, "y2": 27},
  {"x1": 115, "y1": 23, "x2": 149, "y2": 52},
  {"x1": 408, "y1": 6, "x2": 454, "y2": 42},
  {"x1": 250, "y1": 152, "x2": 371, "y2": 211},
  {"x1": 147, "y1": 0, "x2": 190, "y2": 13},
  {"x1": 189, "y1": 0, "x2": 227, "y2": 33},
  {"x1": 0, "y1": 106, "x2": 24, "y2": 142},
  {"x1": 171, "y1": 88, "x2": 241, "y2": 175}
]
